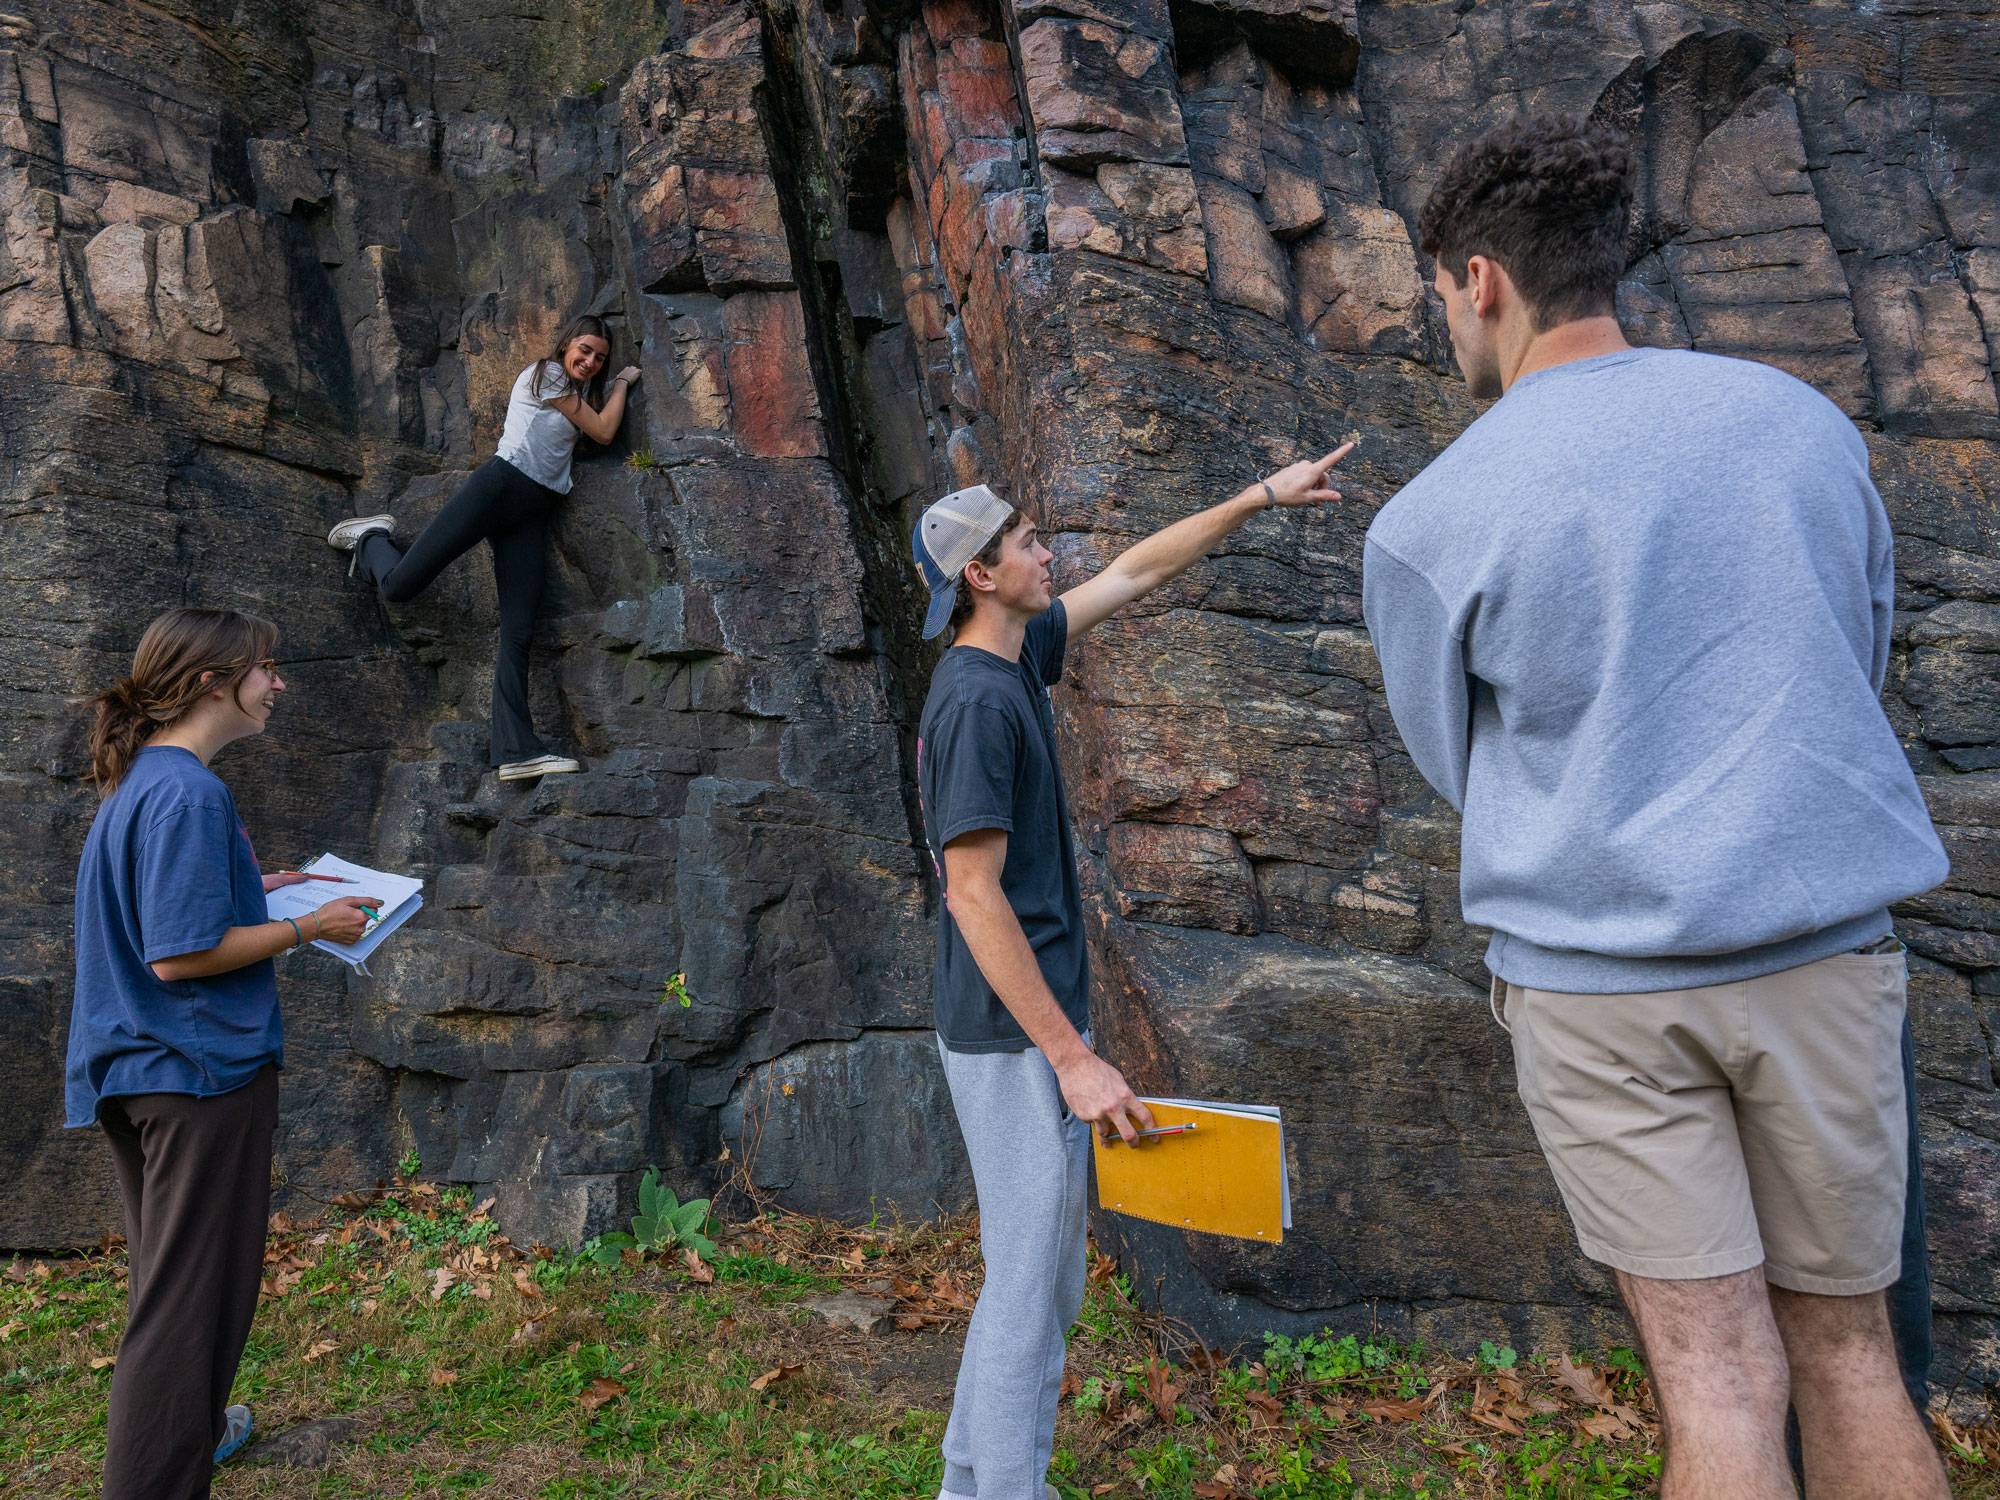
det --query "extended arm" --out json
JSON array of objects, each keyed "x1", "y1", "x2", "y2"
[
  {"x1": 1060, "y1": 445, "x2": 1352, "y2": 640},
  {"x1": 943, "y1": 828, "x2": 1154, "y2": 1141},
  {"x1": 552, "y1": 365, "x2": 641, "y2": 445}
]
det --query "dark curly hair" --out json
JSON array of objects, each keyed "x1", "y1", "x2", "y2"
[{"x1": 1417, "y1": 115, "x2": 1634, "y2": 330}]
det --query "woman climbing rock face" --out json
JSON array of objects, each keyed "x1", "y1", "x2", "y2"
[{"x1": 326, "y1": 313, "x2": 642, "y2": 782}]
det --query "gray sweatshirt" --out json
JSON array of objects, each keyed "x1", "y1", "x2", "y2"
[{"x1": 1362, "y1": 347, "x2": 1948, "y2": 993}]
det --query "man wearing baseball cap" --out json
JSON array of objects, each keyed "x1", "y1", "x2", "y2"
[{"x1": 913, "y1": 449, "x2": 1350, "y2": 1500}]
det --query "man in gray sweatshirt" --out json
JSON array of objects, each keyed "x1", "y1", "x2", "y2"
[{"x1": 1363, "y1": 116, "x2": 1951, "y2": 1499}]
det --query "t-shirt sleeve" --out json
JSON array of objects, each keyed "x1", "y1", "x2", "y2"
[
  {"x1": 135, "y1": 803, "x2": 245, "y2": 963},
  {"x1": 1022, "y1": 600, "x2": 1069, "y2": 687},
  {"x1": 1363, "y1": 538, "x2": 1473, "y2": 813},
  {"x1": 924, "y1": 701, "x2": 1023, "y2": 849}
]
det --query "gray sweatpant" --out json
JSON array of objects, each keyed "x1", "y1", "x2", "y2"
[{"x1": 937, "y1": 1037, "x2": 1090, "y2": 1500}]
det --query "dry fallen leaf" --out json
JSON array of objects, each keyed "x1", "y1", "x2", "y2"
[
  {"x1": 1359, "y1": 1396, "x2": 1426, "y2": 1423},
  {"x1": 1244, "y1": 1389, "x2": 1285, "y2": 1431},
  {"x1": 578, "y1": 1376, "x2": 625, "y2": 1412},
  {"x1": 89, "y1": 1355, "x2": 117, "y2": 1371},
  {"x1": 510, "y1": 1319, "x2": 543, "y2": 1346},
  {"x1": 428, "y1": 1268, "x2": 456, "y2": 1302},
  {"x1": 749, "y1": 1361, "x2": 803, "y2": 1393},
  {"x1": 303, "y1": 1340, "x2": 337, "y2": 1363},
  {"x1": 1578, "y1": 1410, "x2": 1639, "y2": 1440},
  {"x1": 1552, "y1": 1353, "x2": 1614, "y2": 1408},
  {"x1": 429, "y1": 1367, "x2": 458, "y2": 1386},
  {"x1": 682, "y1": 1249, "x2": 714, "y2": 1284},
  {"x1": 513, "y1": 1269, "x2": 543, "y2": 1299}
]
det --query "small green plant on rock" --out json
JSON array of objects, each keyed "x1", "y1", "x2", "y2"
[
  {"x1": 626, "y1": 449, "x2": 658, "y2": 470},
  {"x1": 589, "y1": 1166, "x2": 716, "y2": 1267},
  {"x1": 662, "y1": 970, "x2": 693, "y2": 1007}
]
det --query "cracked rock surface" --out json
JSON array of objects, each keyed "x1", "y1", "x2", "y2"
[{"x1": 1, "y1": 0, "x2": 1995, "y2": 1395}]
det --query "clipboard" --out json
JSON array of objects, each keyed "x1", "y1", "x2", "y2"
[
  {"x1": 265, "y1": 853, "x2": 423, "y2": 971},
  {"x1": 1091, "y1": 1096, "x2": 1291, "y2": 1244}
]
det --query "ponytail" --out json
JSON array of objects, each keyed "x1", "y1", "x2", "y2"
[{"x1": 85, "y1": 608, "x2": 278, "y2": 794}]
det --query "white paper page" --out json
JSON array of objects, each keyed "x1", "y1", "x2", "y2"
[{"x1": 266, "y1": 853, "x2": 423, "y2": 964}]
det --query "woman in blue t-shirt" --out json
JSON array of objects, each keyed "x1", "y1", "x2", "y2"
[
  {"x1": 322, "y1": 312, "x2": 642, "y2": 783},
  {"x1": 68, "y1": 607, "x2": 379, "y2": 1498}
]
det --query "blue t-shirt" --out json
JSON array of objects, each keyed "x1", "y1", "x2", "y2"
[
  {"x1": 916, "y1": 603, "x2": 1088, "y2": 1052},
  {"x1": 65, "y1": 746, "x2": 284, "y2": 1127}
]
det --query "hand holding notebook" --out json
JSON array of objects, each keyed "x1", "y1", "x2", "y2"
[
  {"x1": 266, "y1": 853, "x2": 423, "y2": 970},
  {"x1": 1092, "y1": 1096, "x2": 1292, "y2": 1244}
]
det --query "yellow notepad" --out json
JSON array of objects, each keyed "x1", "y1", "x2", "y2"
[{"x1": 1092, "y1": 1097, "x2": 1291, "y2": 1244}]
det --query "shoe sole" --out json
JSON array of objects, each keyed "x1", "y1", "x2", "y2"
[{"x1": 496, "y1": 763, "x2": 580, "y2": 781}]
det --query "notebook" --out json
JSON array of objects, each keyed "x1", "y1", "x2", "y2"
[
  {"x1": 265, "y1": 853, "x2": 424, "y2": 971},
  {"x1": 1091, "y1": 1096, "x2": 1291, "y2": 1244}
]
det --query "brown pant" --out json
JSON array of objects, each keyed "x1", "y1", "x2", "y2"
[{"x1": 99, "y1": 1067, "x2": 279, "y2": 1500}]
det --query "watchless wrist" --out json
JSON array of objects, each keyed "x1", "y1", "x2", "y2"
[{"x1": 1045, "y1": 1031, "x2": 1092, "y2": 1072}]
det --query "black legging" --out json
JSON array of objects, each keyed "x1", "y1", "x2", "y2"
[{"x1": 357, "y1": 455, "x2": 560, "y2": 765}]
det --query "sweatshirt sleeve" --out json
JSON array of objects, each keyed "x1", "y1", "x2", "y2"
[{"x1": 1363, "y1": 537, "x2": 1473, "y2": 812}]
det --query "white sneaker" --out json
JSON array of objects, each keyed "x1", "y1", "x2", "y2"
[
  {"x1": 328, "y1": 513, "x2": 394, "y2": 550},
  {"x1": 496, "y1": 754, "x2": 581, "y2": 781},
  {"x1": 328, "y1": 514, "x2": 394, "y2": 576}
]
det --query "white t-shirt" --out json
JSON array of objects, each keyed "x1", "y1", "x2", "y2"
[{"x1": 495, "y1": 361, "x2": 580, "y2": 494}]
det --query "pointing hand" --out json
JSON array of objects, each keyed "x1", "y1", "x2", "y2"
[{"x1": 1263, "y1": 441, "x2": 1356, "y2": 508}]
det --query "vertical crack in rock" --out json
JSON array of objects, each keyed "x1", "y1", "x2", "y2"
[{"x1": 754, "y1": 0, "x2": 941, "y2": 902}]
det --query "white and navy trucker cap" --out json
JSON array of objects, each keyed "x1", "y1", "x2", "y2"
[{"x1": 911, "y1": 484, "x2": 1015, "y2": 640}]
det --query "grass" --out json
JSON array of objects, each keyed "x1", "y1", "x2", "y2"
[{"x1": 2, "y1": 1183, "x2": 1994, "y2": 1499}]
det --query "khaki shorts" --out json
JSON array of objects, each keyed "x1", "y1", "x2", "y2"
[{"x1": 1493, "y1": 949, "x2": 1909, "y2": 1294}]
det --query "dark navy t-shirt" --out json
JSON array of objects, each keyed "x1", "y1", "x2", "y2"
[
  {"x1": 917, "y1": 603, "x2": 1088, "y2": 1052},
  {"x1": 65, "y1": 746, "x2": 283, "y2": 1127}
]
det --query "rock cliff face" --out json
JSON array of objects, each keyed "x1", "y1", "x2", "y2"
[{"x1": 2, "y1": 0, "x2": 1995, "y2": 1395}]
